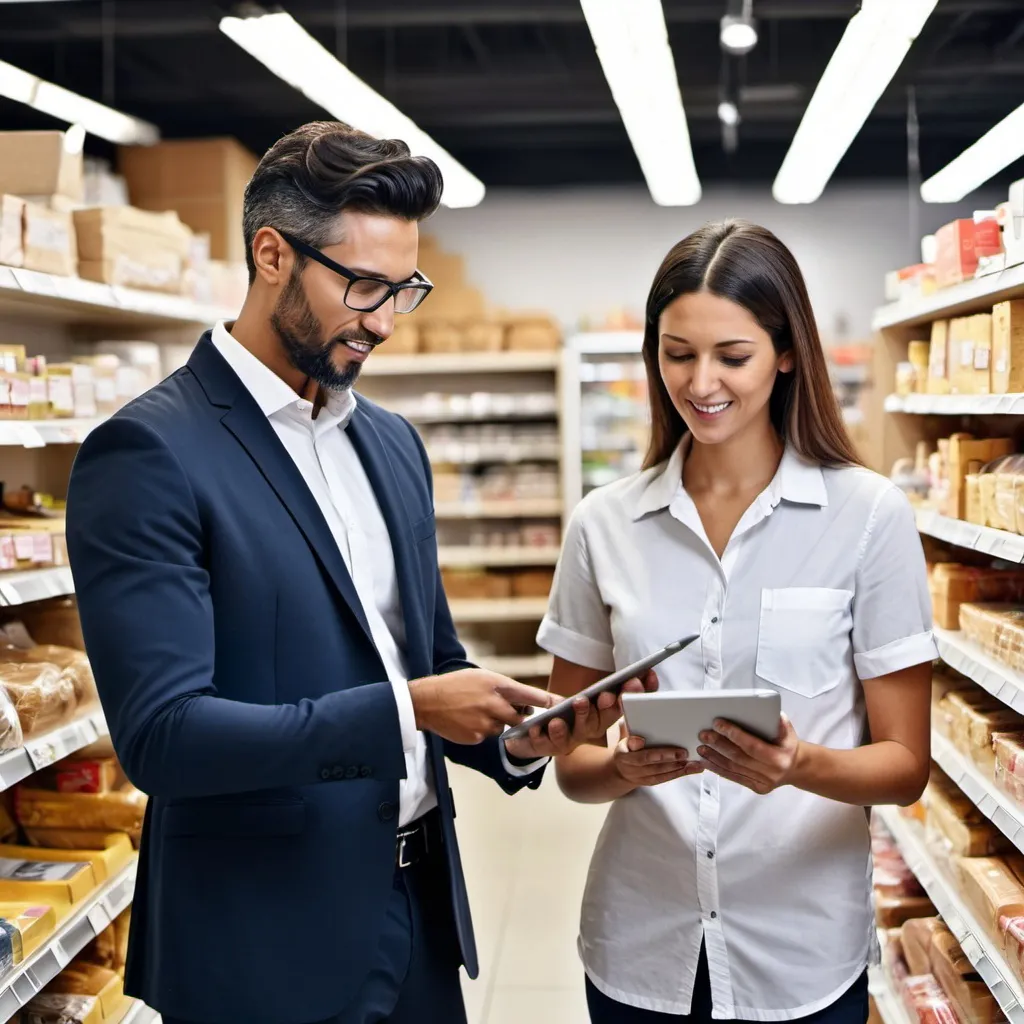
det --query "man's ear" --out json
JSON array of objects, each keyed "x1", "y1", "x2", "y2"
[{"x1": 251, "y1": 227, "x2": 290, "y2": 287}]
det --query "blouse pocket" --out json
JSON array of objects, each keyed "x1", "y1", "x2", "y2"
[{"x1": 756, "y1": 587, "x2": 854, "y2": 698}]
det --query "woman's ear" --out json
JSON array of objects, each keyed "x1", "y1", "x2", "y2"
[{"x1": 777, "y1": 351, "x2": 795, "y2": 374}]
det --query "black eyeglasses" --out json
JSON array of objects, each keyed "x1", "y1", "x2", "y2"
[{"x1": 278, "y1": 230, "x2": 434, "y2": 314}]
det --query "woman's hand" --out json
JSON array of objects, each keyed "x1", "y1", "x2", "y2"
[
  {"x1": 612, "y1": 720, "x2": 699, "y2": 788},
  {"x1": 696, "y1": 714, "x2": 801, "y2": 794}
]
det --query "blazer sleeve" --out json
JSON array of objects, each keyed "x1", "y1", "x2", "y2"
[
  {"x1": 66, "y1": 414, "x2": 407, "y2": 800},
  {"x1": 401, "y1": 418, "x2": 545, "y2": 796}
]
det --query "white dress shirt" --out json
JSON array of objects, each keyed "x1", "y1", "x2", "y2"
[
  {"x1": 213, "y1": 323, "x2": 538, "y2": 826},
  {"x1": 537, "y1": 440, "x2": 936, "y2": 1020}
]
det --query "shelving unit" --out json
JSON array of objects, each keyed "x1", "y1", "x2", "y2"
[
  {"x1": 915, "y1": 509, "x2": 1024, "y2": 562},
  {"x1": 448, "y1": 598, "x2": 550, "y2": 623},
  {"x1": 868, "y1": 966, "x2": 913, "y2": 1024},
  {"x1": 885, "y1": 393, "x2": 1024, "y2": 416},
  {"x1": 0, "y1": 858, "x2": 137, "y2": 1021},
  {"x1": 437, "y1": 546, "x2": 560, "y2": 569},
  {"x1": 934, "y1": 626, "x2": 1024, "y2": 714},
  {"x1": 0, "y1": 567, "x2": 74, "y2": 606},
  {"x1": 875, "y1": 806, "x2": 1024, "y2": 1024},
  {"x1": 0, "y1": 707, "x2": 108, "y2": 791}
]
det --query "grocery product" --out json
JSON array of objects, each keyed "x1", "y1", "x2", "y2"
[
  {"x1": 995, "y1": 733, "x2": 1024, "y2": 807},
  {"x1": 49, "y1": 959, "x2": 124, "y2": 1020},
  {"x1": 959, "y1": 604, "x2": 1024, "y2": 671},
  {"x1": 0, "y1": 902, "x2": 56, "y2": 961},
  {"x1": 899, "y1": 973, "x2": 958, "y2": 1024},
  {"x1": 22, "y1": 993, "x2": 99, "y2": 1024},
  {"x1": 0, "y1": 663, "x2": 78, "y2": 737},
  {"x1": 36, "y1": 759, "x2": 120, "y2": 796},
  {"x1": 929, "y1": 928, "x2": 1001, "y2": 1024},
  {"x1": 0, "y1": 687, "x2": 23, "y2": 753},
  {"x1": 925, "y1": 778, "x2": 1011, "y2": 858},
  {"x1": 901, "y1": 917, "x2": 945, "y2": 976},
  {"x1": 15, "y1": 787, "x2": 147, "y2": 846},
  {"x1": 0, "y1": 854, "x2": 95, "y2": 907},
  {"x1": 928, "y1": 321, "x2": 951, "y2": 395},
  {"x1": 0, "y1": 834, "x2": 132, "y2": 885},
  {"x1": 958, "y1": 857, "x2": 1024, "y2": 939},
  {"x1": 992, "y1": 301, "x2": 1024, "y2": 395},
  {"x1": 876, "y1": 894, "x2": 937, "y2": 928},
  {"x1": 0, "y1": 646, "x2": 95, "y2": 709},
  {"x1": 960, "y1": 702, "x2": 1024, "y2": 773}
]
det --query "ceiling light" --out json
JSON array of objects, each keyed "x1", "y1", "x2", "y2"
[
  {"x1": 772, "y1": 0, "x2": 938, "y2": 204},
  {"x1": 720, "y1": 19, "x2": 757, "y2": 55},
  {"x1": 921, "y1": 102, "x2": 1024, "y2": 203},
  {"x1": 580, "y1": 0, "x2": 700, "y2": 206},
  {"x1": 220, "y1": 10, "x2": 484, "y2": 209},
  {"x1": 0, "y1": 58, "x2": 157, "y2": 145},
  {"x1": 718, "y1": 101, "x2": 740, "y2": 128}
]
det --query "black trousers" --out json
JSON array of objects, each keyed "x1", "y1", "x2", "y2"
[
  {"x1": 586, "y1": 943, "x2": 870, "y2": 1024},
  {"x1": 163, "y1": 851, "x2": 467, "y2": 1024}
]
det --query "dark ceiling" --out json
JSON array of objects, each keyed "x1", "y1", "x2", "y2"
[{"x1": 0, "y1": 0, "x2": 1023, "y2": 191}]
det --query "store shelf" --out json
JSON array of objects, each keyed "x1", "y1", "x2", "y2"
[
  {"x1": 0, "y1": 567, "x2": 75, "y2": 606},
  {"x1": 480, "y1": 654, "x2": 553, "y2": 678},
  {"x1": 0, "y1": 265, "x2": 232, "y2": 328},
  {"x1": 0, "y1": 419, "x2": 108, "y2": 448},
  {"x1": 427, "y1": 443, "x2": 562, "y2": 466},
  {"x1": 364, "y1": 351, "x2": 561, "y2": 376},
  {"x1": 569, "y1": 331, "x2": 643, "y2": 356},
  {"x1": 885, "y1": 393, "x2": 1024, "y2": 416},
  {"x1": 0, "y1": 708, "x2": 109, "y2": 792},
  {"x1": 0, "y1": 857, "x2": 137, "y2": 1022},
  {"x1": 438, "y1": 546, "x2": 560, "y2": 568},
  {"x1": 448, "y1": 598, "x2": 549, "y2": 622},
  {"x1": 872, "y1": 263, "x2": 1024, "y2": 331},
  {"x1": 434, "y1": 499, "x2": 562, "y2": 519},
  {"x1": 932, "y1": 731, "x2": 1024, "y2": 855},
  {"x1": 915, "y1": 508, "x2": 1024, "y2": 562},
  {"x1": 121, "y1": 1001, "x2": 161, "y2": 1024},
  {"x1": 933, "y1": 626, "x2": 1024, "y2": 716},
  {"x1": 875, "y1": 806, "x2": 1024, "y2": 1024},
  {"x1": 868, "y1": 965, "x2": 913, "y2": 1024}
]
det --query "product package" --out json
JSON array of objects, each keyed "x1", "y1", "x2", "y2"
[
  {"x1": 992, "y1": 301, "x2": 1024, "y2": 395},
  {"x1": 929, "y1": 928, "x2": 1002, "y2": 1024},
  {"x1": 22, "y1": 993, "x2": 100, "y2": 1024},
  {"x1": 0, "y1": 902, "x2": 57, "y2": 964},
  {"x1": 0, "y1": 834, "x2": 131, "y2": 885},
  {"x1": 899, "y1": 974, "x2": 958, "y2": 1024},
  {"x1": 48, "y1": 959, "x2": 125, "y2": 1021},
  {"x1": 0, "y1": 663, "x2": 77, "y2": 738},
  {"x1": 15, "y1": 787, "x2": 147, "y2": 848},
  {"x1": 0, "y1": 854, "x2": 95, "y2": 908},
  {"x1": 901, "y1": 917, "x2": 945, "y2": 977},
  {"x1": 960, "y1": 604, "x2": 1024, "y2": 672},
  {"x1": 995, "y1": 733, "x2": 1024, "y2": 807},
  {"x1": 958, "y1": 857, "x2": 1024, "y2": 940}
]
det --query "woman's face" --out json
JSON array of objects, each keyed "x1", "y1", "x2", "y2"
[{"x1": 658, "y1": 289, "x2": 793, "y2": 447}]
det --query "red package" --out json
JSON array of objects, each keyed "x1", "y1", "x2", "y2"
[
  {"x1": 901, "y1": 975, "x2": 960, "y2": 1024},
  {"x1": 1001, "y1": 914, "x2": 1024, "y2": 988},
  {"x1": 936, "y1": 220, "x2": 979, "y2": 287}
]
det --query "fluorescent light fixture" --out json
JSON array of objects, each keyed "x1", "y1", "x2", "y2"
[
  {"x1": 772, "y1": 0, "x2": 938, "y2": 204},
  {"x1": 580, "y1": 0, "x2": 700, "y2": 205},
  {"x1": 921, "y1": 102, "x2": 1024, "y2": 203},
  {"x1": 220, "y1": 11, "x2": 484, "y2": 209},
  {"x1": 718, "y1": 101, "x2": 740, "y2": 128},
  {"x1": 0, "y1": 58, "x2": 158, "y2": 145},
  {"x1": 720, "y1": 18, "x2": 758, "y2": 54}
]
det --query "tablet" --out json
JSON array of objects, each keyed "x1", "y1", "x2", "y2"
[
  {"x1": 503, "y1": 634, "x2": 700, "y2": 742},
  {"x1": 620, "y1": 689, "x2": 781, "y2": 755}
]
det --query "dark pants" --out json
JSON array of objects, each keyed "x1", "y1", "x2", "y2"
[
  {"x1": 586, "y1": 943, "x2": 869, "y2": 1024},
  {"x1": 164, "y1": 850, "x2": 466, "y2": 1024}
]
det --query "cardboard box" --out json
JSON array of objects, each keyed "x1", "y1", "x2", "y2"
[
  {"x1": 1002, "y1": 179, "x2": 1024, "y2": 270},
  {"x1": 0, "y1": 901, "x2": 56, "y2": 960},
  {"x1": 73, "y1": 207, "x2": 192, "y2": 294},
  {"x1": 936, "y1": 219, "x2": 980, "y2": 288},
  {"x1": 0, "y1": 195, "x2": 24, "y2": 267},
  {"x1": 970, "y1": 313, "x2": 994, "y2": 394},
  {"x1": 949, "y1": 317, "x2": 974, "y2": 394},
  {"x1": 118, "y1": 137, "x2": 258, "y2": 261},
  {"x1": 0, "y1": 130, "x2": 84, "y2": 202},
  {"x1": 993, "y1": 301, "x2": 1024, "y2": 394},
  {"x1": 0, "y1": 853, "x2": 96, "y2": 907},
  {"x1": 947, "y1": 435, "x2": 1015, "y2": 518},
  {"x1": 22, "y1": 201, "x2": 76, "y2": 277},
  {"x1": 927, "y1": 320, "x2": 951, "y2": 394}
]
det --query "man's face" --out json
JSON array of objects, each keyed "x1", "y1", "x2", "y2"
[{"x1": 271, "y1": 212, "x2": 419, "y2": 391}]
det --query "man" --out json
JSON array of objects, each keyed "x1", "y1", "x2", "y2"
[{"x1": 66, "y1": 121, "x2": 630, "y2": 1024}]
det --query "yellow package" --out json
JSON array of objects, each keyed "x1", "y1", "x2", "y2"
[
  {"x1": 0, "y1": 901, "x2": 57, "y2": 959},
  {"x1": 0, "y1": 834, "x2": 131, "y2": 885},
  {"x1": 0, "y1": 852, "x2": 95, "y2": 908}
]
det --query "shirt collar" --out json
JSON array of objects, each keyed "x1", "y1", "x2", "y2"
[
  {"x1": 211, "y1": 320, "x2": 357, "y2": 427},
  {"x1": 632, "y1": 435, "x2": 828, "y2": 522}
]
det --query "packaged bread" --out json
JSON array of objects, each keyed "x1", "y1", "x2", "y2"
[
  {"x1": 929, "y1": 928, "x2": 1002, "y2": 1024},
  {"x1": 960, "y1": 604, "x2": 1024, "y2": 670},
  {"x1": 13, "y1": 599, "x2": 84, "y2": 650},
  {"x1": 419, "y1": 322, "x2": 462, "y2": 354},
  {"x1": 899, "y1": 974, "x2": 959, "y2": 1024},
  {"x1": 48, "y1": 959, "x2": 124, "y2": 1020},
  {"x1": 34, "y1": 759, "x2": 120, "y2": 795},
  {"x1": 996, "y1": 455, "x2": 1024, "y2": 533},
  {"x1": 937, "y1": 690, "x2": 1007, "y2": 752},
  {"x1": 926, "y1": 785, "x2": 1011, "y2": 858},
  {"x1": 0, "y1": 663, "x2": 77, "y2": 737},
  {"x1": 929, "y1": 566, "x2": 1024, "y2": 631},
  {"x1": 0, "y1": 686, "x2": 23, "y2": 753},
  {"x1": 876, "y1": 894, "x2": 936, "y2": 928},
  {"x1": 980, "y1": 455, "x2": 1015, "y2": 528},
  {"x1": 22, "y1": 993, "x2": 98, "y2": 1024},
  {"x1": 962, "y1": 702, "x2": 1024, "y2": 771},
  {"x1": 440, "y1": 569, "x2": 512, "y2": 600},
  {"x1": 14, "y1": 785, "x2": 147, "y2": 842},
  {"x1": 966, "y1": 473, "x2": 985, "y2": 526},
  {"x1": 1002, "y1": 913, "x2": 1024, "y2": 988},
  {"x1": 0, "y1": 645, "x2": 95, "y2": 708},
  {"x1": 958, "y1": 857, "x2": 1024, "y2": 938},
  {"x1": 0, "y1": 903, "x2": 57, "y2": 962},
  {"x1": 901, "y1": 917, "x2": 945, "y2": 976},
  {"x1": 995, "y1": 733, "x2": 1024, "y2": 807}
]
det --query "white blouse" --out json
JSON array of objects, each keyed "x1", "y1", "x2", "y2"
[{"x1": 537, "y1": 441, "x2": 936, "y2": 1020}]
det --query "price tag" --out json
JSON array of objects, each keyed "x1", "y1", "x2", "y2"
[
  {"x1": 15, "y1": 425, "x2": 44, "y2": 449},
  {"x1": 81, "y1": 716, "x2": 101, "y2": 743},
  {"x1": 88, "y1": 905, "x2": 111, "y2": 935},
  {"x1": 52, "y1": 940, "x2": 71, "y2": 970},
  {"x1": 26, "y1": 738, "x2": 59, "y2": 770},
  {"x1": 12, "y1": 269, "x2": 58, "y2": 298},
  {"x1": 995, "y1": 534, "x2": 1024, "y2": 563}
]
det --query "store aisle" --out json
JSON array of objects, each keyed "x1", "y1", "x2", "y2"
[{"x1": 453, "y1": 763, "x2": 606, "y2": 1024}]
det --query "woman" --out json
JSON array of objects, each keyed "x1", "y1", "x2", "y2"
[{"x1": 539, "y1": 220, "x2": 934, "y2": 1024}]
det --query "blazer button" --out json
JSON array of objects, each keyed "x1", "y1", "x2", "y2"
[
  {"x1": 345, "y1": 766, "x2": 359, "y2": 780},
  {"x1": 332, "y1": 767, "x2": 346, "y2": 780},
  {"x1": 319, "y1": 769, "x2": 331, "y2": 781},
  {"x1": 360, "y1": 766, "x2": 372, "y2": 778},
  {"x1": 378, "y1": 801, "x2": 396, "y2": 822}
]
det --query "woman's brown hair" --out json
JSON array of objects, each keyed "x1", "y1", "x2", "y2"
[{"x1": 642, "y1": 219, "x2": 860, "y2": 469}]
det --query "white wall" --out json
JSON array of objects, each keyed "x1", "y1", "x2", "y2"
[{"x1": 427, "y1": 184, "x2": 1001, "y2": 341}]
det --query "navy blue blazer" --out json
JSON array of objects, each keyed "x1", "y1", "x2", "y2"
[{"x1": 65, "y1": 333, "x2": 544, "y2": 1024}]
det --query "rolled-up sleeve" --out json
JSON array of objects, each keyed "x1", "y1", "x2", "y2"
[
  {"x1": 536, "y1": 502, "x2": 615, "y2": 672},
  {"x1": 852, "y1": 485, "x2": 938, "y2": 680}
]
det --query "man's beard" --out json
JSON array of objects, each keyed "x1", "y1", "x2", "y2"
[{"x1": 270, "y1": 268, "x2": 381, "y2": 392}]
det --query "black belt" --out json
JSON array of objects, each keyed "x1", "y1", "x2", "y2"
[{"x1": 396, "y1": 808, "x2": 442, "y2": 870}]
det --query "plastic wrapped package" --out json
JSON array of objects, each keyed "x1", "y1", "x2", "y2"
[
  {"x1": 930, "y1": 567, "x2": 1024, "y2": 631},
  {"x1": 1002, "y1": 914, "x2": 1024, "y2": 988},
  {"x1": 874, "y1": 833, "x2": 925, "y2": 897},
  {"x1": 877, "y1": 895, "x2": 937, "y2": 928},
  {"x1": 900, "y1": 975, "x2": 959, "y2": 1024},
  {"x1": 0, "y1": 686, "x2": 23, "y2": 753},
  {"x1": 959, "y1": 604, "x2": 1024, "y2": 671},
  {"x1": 48, "y1": 959, "x2": 124, "y2": 1020},
  {"x1": 1015, "y1": 477, "x2": 1024, "y2": 537},
  {"x1": 34, "y1": 759, "x2": 120, "y2": 796},
  {"x1": 13, "y1": 600, "x2": 84, "y2": 651},
  {"x1": 0, "y1": 903, "x2": 57, "y2": 964},
  {"x1": 958, "y1": 857, "x2": 1024, "y2": 939},
  {"x1": 883, "y1": 928, "x2": 909, "y2": 987},
  {"x1": 0, "y1": 646, "x2": 95, "y2": 710},
  {"x1": 938, "y1": 689, "x2": 1016, "y2": 758},
  {"x1": 930, "y1": 928, "x2": 1003, "y2": 1024},
  {"x1": 14, "y1": 786, "x2": 147, "y2": 845},
  {"x1": 0, "y1": 664, "x2": 77, "y2": 738},
  {"x1": 995, "y1": 734, "x2": 1024, "y2": 808},
  {"x1": 902, "y1": 918, "x2": 946, "y2": 977},
  {"x1": 995, "y1": 455, "x2": 1024, "y2": 533},
  {"x1": 963, "y1": 703, "x2": 1024, "y2": 773},
  {"x1": 22, "y1": 993, "x2": 98, "y2": 1024}
]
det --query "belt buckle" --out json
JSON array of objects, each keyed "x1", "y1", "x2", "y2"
[{"x1": 397, "y1": 834, "x2": 413, "y2": 869}]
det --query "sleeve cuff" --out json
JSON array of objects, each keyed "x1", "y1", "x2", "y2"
[
  {"x1": 854, "y1": 631, "x2": 938, "y2": 680},
  {"x1": 536, "y1": 616, "x2": 615, "y2": 673},
  {"x1": 390, "y1": 679, "x2": 419, "y2": 753},
  {"x1": 499, "y1": 732, "x2": 550, "y2": 777}
]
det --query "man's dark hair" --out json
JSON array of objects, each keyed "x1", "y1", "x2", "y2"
[{"x1": 242, "y1": 120, "x2": 444, "y2": 283}]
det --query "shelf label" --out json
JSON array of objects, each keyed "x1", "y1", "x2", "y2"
[
  {"x1": 25, "y1": 738, "x2": 59, "y2": 771},
  {"x1": 87, "y1": 905, "x2": 111, "y2": 935}
]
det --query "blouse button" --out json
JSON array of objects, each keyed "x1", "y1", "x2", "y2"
[{"x1": 711, "y1": 616, "x2": 719, "y2": 624}]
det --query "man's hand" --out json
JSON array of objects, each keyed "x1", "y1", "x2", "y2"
[
  {"x1": 503, "y1": 669, "x2": 659, "y2": 762},
  {"x1": 408, "y1": 669, "x2": 557, "y2": 745}
]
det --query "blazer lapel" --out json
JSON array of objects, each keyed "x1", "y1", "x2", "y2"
[
  {"x1": 188, "y1": 336, "x2": 377, "y2": 651},
  {"x1": 346, "y1": 407, "x2": 431, "y2": 675}
]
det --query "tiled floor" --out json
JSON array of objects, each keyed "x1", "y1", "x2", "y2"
[{"x1": 452, "y1": 762, "x2": 607, "y2": 1024}]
